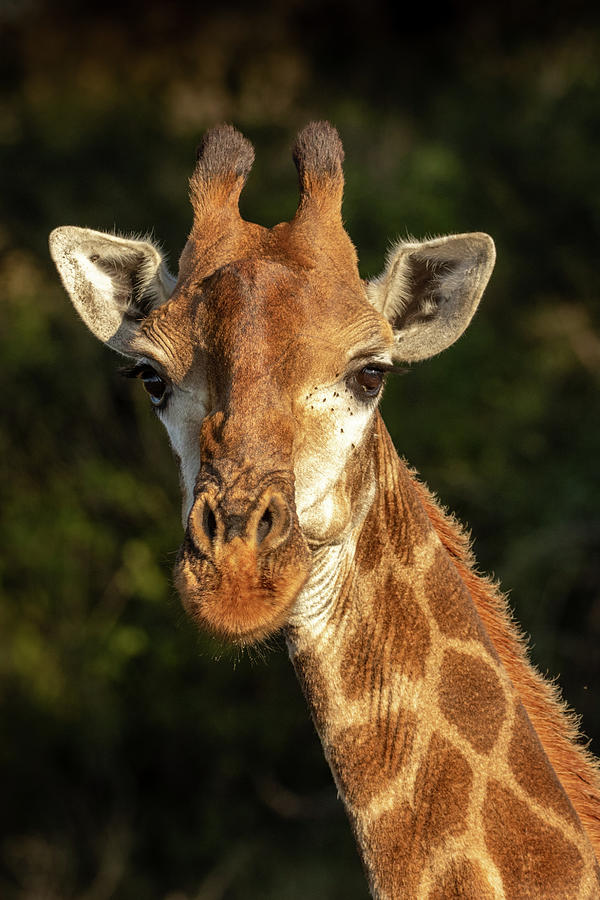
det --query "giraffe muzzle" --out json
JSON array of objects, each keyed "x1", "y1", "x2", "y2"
[
  {"x1": 188, "y1": 484, "x2": 293, "y2": 559},
  {"x1": 174, "y1": 478, "x2": 311, "y2": 644}
]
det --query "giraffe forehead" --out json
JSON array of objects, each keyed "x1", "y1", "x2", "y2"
[{"x1": 162, "y1": 255, "x2": 391, "y2": 387}]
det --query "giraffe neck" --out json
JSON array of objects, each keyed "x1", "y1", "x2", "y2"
[{"x1": 287, "y1": 416, "x2": 600, "y2": 899}]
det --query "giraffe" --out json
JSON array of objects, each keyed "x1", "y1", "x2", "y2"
[{"x1": 49, "y1": 122, "x2": 600, "y2": 898}]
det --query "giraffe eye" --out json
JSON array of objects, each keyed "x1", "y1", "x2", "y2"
[
  {"x1": 352, "y1": 366, "x2": 385, "y2": 398},
  {"x1": 140, "y1": 369, "x2": 167, "y2": 406},
  {"x1": 119, "y1": 361, "x2": 170, "y2": 407}
]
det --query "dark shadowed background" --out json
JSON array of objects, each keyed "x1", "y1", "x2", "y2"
[{"x1": 1, "y1": 1, "x2": 599, "y2": 897}]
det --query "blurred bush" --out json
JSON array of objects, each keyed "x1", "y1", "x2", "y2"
[{"x1": 1, "y1": 1, "x2": 599, "y2": 896}]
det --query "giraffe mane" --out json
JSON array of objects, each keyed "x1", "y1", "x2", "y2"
[{"x1": 409, "y1": 469, "x2": 600, "y2": 855}]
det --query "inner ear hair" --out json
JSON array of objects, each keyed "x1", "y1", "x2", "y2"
[
  {"x1": 92, "y1": 240, "x2": 172, "y2": 319},
  {"x1": 376, "y1": 239, "x2": 475, "y2": 331},
  {"x1": 366, "y1": 233, "x2": 495, "y2": 363},
  {"x1": 398, "y1": 254, "x2": 458, "y2": 329}
]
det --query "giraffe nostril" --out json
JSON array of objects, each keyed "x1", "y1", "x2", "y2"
[
  {"x1": 256, "y1": 505, "x2": 274, "y2": 544},
  {"x1": 187, "y1": 494, "x2": 222, "y2": 556},
  {"x1": 189, "y1": 486, "x2": 293, "y2": 555},
  {"x1": 202, "y1": 502, "x2": 217, "y2": 543},
  {"x1": 252, "y1": 491, "x2": 292, "y2": 552}
]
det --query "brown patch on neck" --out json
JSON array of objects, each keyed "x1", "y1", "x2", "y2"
[
  {"x1": 509, "y1": 702, "x2": 583, "y2": 828},
  {"x1": 365, "y1": 733, "x2": 473, "y2": 896},
  {"x1": 438, "y1": 649, "x2": 506, "y2": 754},
  {"x1": 484, "y1": 779, "x2": 585, "y2": 897},
  {"x1": 424, "y1": 544, "x2": 488, "y2": 644},
  {"x1": 339, "y1": 575, "x2": 430, "y2": 701},
  {"x1": 330, "y1": 710, "x2": 416, "y2": 809}
]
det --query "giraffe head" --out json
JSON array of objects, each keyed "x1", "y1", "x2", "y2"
[{"x1": 49, "y1": 122, "x2": 495, "y2": 644}]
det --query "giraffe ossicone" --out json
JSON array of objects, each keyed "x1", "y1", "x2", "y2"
[{"x1": 50, "y1": 122, "x2": 600, "y2": 898}]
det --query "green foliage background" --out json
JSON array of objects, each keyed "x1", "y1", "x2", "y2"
[{"x1": 1, "y1": 1, "x2": 599, "y2": 896}]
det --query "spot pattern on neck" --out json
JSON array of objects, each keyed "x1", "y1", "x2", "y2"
[{"x1": 287, "y1": 420, "x2": 599, "y2": 899}]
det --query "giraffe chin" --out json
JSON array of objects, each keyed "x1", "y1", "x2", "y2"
[{"x1": 174, "y1": 535, "x2": 311, "y2": 645}]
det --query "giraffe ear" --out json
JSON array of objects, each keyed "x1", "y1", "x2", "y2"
[
  {"x1": 49, "y1": 226, "x2": 176, "y2": 357},
  {"x1": 366, "y1": 233, "x2": 495, "y2": 362}
]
